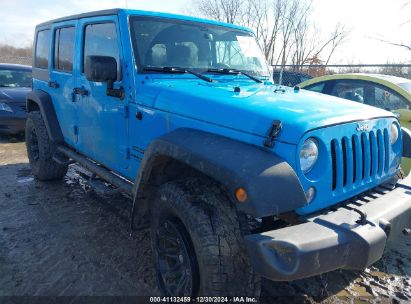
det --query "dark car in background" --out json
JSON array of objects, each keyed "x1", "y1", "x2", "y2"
[
  {"x1": 272, "y1": 70, "x2": 312, "y2": 86},
  {"x1": 0, "y1": 64, "x2": 32, "y2": 135}
]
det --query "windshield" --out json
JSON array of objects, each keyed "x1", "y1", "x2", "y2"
[
  {"x1": 399, "y1": 82, "x2": 411, "y2": 94},
  {"x1": 0, "y1": 69, "x2": 31, "y2": 88},
  {"x1": 130, "y1": 16, "x2": 270, "y2": 78}
]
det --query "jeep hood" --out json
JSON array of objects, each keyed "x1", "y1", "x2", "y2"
[{"x1": 149, "y1": 79, "x2": 395, "y2": 144}]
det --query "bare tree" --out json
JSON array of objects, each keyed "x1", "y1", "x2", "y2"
[
  {"x1": 191, "y1": 0, "x2": 244, "y2": 24},
  {"x1": 242, "y1": 0, "x2": 314, "y2": 65},
  {"x1": 401, "y1": 0, "x2": 411, "y2": 25},
  {"x1": 323, "y1": 23, "x2": 348, "y2": 65},
  {"x1": 241, "y1": 0, "x2": 282, "y2": 62},
  {"x1": 290, "y1": 1, "x2": 315, "y2": 67},
  {"x1": 273, "y1": 0, "x2": 347, "y2": 67},
  {"x1": 0, "y1": 44, "x2": 32, "y2": 57},
  {"x1": 374, "y1": 0, "x2": 411, "y2": 52},
  {"x1": 376, "y1": 38, "x2": 411, "y2": 52},
  {"x1": 187, "y1": 0, "x2": 348, "y2": 66},
  {"x1": 299, "y1": 23, "x2": 348, "y2": 66},
  {"x1": 277, "y1": 0, "x2": 309, "y2": 66}
]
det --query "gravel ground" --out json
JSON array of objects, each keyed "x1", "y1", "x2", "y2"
[{"x1": 0, "y1": 135, "x2": 410, "y2": 302}]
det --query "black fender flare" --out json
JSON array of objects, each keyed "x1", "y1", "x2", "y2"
[
  {"x1": 402, "y1": 127, "x2": 411, "y2": 158},
  {"x1": 26, "y1": 90, "x2": 64, "y2": 143},
  {"x1": 132, "y1": 128, "x2": 307, "y2": 219}
]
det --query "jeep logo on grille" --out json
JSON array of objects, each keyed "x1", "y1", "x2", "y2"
[{"x1": 356, "y1": 122, "x2": 369, "y2": 132}]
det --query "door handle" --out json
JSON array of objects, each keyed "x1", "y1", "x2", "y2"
[
  {"x1": 73, "y1": 87, "x2": 89, "y2": 96},
  {"x1": 48, "y1": 81, "x2": 59, "y2": 88}
]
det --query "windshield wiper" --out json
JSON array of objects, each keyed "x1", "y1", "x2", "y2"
[
  {"x1": 206, "y1": 68, "x2": 263, "y2": 83},
  {"x1": 143, "y1": 66, "x2": 214, "y2": 83}
]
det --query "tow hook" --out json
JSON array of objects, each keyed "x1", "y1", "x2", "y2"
[{"x1": 403, "y1": 228, "x2": 411, "y2": 236}]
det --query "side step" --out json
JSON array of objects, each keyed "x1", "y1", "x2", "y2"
[
  {"x1": 56, "y1": 145, "x2": 133, "y2": 194},
  {"x1": 89, "y1": 174, "x2": 120, "y2": 196}
]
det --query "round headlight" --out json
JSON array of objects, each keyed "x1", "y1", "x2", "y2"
[
  {"x1": 390, "y1": 123, "x2": 399, "y2": 145},
  {"x1": 300, "y1": 138, "x2": 319, "y2": 174}
]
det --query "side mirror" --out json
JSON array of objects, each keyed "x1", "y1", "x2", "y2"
[
  {"x1": 85, "y1": 55, "x2": 124, "y2": 99},
  {"x1": 85, "y1": 55, "x2": 117, "y2": 83}
]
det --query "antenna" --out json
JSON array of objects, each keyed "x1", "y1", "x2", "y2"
[{"x1": 125, "y1": 0, "x2": 128, "y2": 8}]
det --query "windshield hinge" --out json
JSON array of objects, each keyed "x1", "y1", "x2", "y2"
[{"x1": 264, "y1": 120, "x2": 282, "y2": 148}]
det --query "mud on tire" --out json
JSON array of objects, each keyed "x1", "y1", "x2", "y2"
[
  {"x1": 25, "y1": 111, "x2": 68, "y2": 180},
  {"x1": 150, "y1": 177, "x2": 261, "y2": 297}
]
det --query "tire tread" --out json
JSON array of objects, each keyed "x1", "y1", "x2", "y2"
[
  {"x1": 25, "y1": 111, "x2": 68, "y2": 180},
  {"x1": 150, "y1": 177, "x2": 260, "y2": 297}
]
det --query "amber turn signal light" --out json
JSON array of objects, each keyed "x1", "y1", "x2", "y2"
[{"x1": 235, "y1": 188, "x2": 248, "y2": 203}]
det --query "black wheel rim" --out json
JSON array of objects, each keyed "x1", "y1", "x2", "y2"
[
  {"x1": 29, "y1": 127, "x2": 39, "y2": 161},
  {"x1": 156, "y1": 219, "x2": 198, "y2": 296}
]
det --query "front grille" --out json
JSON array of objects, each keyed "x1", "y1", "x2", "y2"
[
  {"x1": 310, "y1": 182, "x2": 397, "y2": 218},
  {"x1": 331, "y1": 128, "x2": 390, "y2": 191}
]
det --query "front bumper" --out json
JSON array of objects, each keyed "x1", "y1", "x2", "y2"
[{"x1": 245, "y1": 174, "x2": 411, "y2": 281}]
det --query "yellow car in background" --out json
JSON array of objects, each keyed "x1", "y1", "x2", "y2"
[{"x1": 299, "y1": 73, "x2": 411, "y2": 174}]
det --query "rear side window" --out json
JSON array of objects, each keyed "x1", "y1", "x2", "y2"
[
  {"x1": 35, "y1": 30, "x2": 51, "y2": 69},
  {"x1": 83, "y1": 23, "x2": 120, "y2": 78},
  {"x1": 54, "y1": 27, "x2": 75, "y2": 72}
]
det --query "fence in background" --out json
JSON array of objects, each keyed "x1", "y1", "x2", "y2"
[
  {"x1": 0, "y1": 58, "x2": 410, "y2": 83},
  {"x1": 272, "y1": 64, "x2": 411, "y2": 86},
  {"x1": 0, "y1": 56, "x2": 31, "y2": 66}
]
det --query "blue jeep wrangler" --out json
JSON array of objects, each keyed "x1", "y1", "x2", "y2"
[{"x1": 27, "y1": 9, "x2": 411, "y2": 297}]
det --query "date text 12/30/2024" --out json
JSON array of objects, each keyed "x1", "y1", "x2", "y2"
[{"x1": 150, "y1": 297, "x2": 258, "y2": 303}]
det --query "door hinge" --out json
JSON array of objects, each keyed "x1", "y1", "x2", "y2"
[
  {"x1": 124, "y1": 105, "x2": 129, "y2": 118},
  {"x1": 73, "y1": 125, "x2": 79, "y2": 135},
  {"x1": 126, "y1": 147, "x2": 131, "y2": 160},
  {"x1": 48, "y1": 80, "x2": 59, "y2": 88}
]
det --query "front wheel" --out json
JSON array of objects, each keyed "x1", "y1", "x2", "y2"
[
  {"x1": 150, "y1": 178, "x2": 260, "y2": 297},
  {"x1": 25, "y1": 111, "x2": 68, "y2": 180}
]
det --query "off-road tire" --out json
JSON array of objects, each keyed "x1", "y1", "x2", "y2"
[
  {"x1": 25, "y1": 111, "x2": 68, "y2": 180},
  {"x1": 150, "y1": 177, "x2": 261, "y2": 297}
]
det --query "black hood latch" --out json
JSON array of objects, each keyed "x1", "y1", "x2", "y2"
[{"x1": 264, "y1": 120, "x2": 282, "y2": 148}]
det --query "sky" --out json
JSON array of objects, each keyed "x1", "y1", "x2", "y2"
[
  {"x1": 309, "y1": 0, "x2": 411, "y2": 64},
  {"x1": 0, "y1": 0, "x2": 410, "y2": 64}
]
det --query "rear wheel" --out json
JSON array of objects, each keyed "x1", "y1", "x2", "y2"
[
  {"x1": 25, "y1": 111, "x2": 68, "y2": 180},
  {"x1": 150, "y1": 178, "x2": 260, "y2": 297}
]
